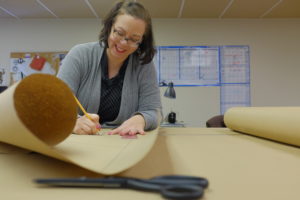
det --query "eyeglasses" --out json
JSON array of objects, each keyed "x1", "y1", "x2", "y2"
[{"x1": 112, "y1": 28, "x2": 142, "y2": 47}]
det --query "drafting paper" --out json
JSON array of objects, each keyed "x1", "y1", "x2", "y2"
[
  {"x1": 0, "y1": 74, "x2": 158, "y2": 174},
  {"x1": 224, "y1": 107, "x2": 300, "y2": 146}
]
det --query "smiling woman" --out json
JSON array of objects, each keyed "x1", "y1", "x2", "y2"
[
  {"x1": 57, "y1": 0, "x2": 162, "y2": 136},
  {"x1": 105, "y1": 14, "x2": 146, "y2": 74}
]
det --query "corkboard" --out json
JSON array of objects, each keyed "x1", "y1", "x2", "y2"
[{"x1": 10, "y1": 52, "x2": 67, "y2": 85}]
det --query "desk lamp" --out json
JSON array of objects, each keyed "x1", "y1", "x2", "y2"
[{"x1": 164, "y1": 82, "x2": 176, "y2": 123}]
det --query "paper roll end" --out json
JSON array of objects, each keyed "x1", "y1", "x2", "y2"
[{"x1": 14, "y1": 74, "x2": 77, "y2": 146}]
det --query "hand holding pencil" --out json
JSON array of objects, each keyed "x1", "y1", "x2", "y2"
[{"x1": 73, "y1": 96, "x2": 102, "y2": 135}]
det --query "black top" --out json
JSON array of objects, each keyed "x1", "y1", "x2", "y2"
[{"x1": 97, "y1": 50, "x2": 128, "y2": 124}]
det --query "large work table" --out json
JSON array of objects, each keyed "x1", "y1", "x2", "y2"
[{"x1": 1, "y1": 127, "x2": 299, "y2": 199}]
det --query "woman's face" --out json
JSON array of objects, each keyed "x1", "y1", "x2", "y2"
[{"x1": 107, "y1": 14, "x2": 146, "y2": 62}]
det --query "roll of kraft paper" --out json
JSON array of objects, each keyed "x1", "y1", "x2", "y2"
[
  {"x1": 224, "y1": 107, "x2": 300, "y2": 147},
  {"x1": 0, "y1": 73, "x2": 77, "y2": 146},
  {"x1": 0, "y1": 74, "x2": 159, "y2": 174}
]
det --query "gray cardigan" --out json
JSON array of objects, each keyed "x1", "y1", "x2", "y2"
[{"x1": 57, "y1": 42, "x2": 162, "y2": 130}]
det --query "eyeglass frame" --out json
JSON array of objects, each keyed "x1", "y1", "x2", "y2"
[{"x1": 111, "y1": 27, "x2": 143, "y2": 47}]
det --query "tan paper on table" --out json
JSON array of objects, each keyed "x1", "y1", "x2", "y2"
[
  {"x1": 0, "y1": 74, "x2": 158, "y2": 174},
  {"x1": 224, "y1": 107, "x2": 300, "y2": 147}
]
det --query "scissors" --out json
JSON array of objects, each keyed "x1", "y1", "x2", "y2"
[{"x1": 34, "y1": 175, "x2": 209, "y2": 200}]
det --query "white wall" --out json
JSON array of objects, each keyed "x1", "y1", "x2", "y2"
[{"x1": 1, "y1": 18, "x2": 300, "y2": 126}]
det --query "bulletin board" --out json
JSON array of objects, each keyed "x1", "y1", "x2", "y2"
[
  {"x1": 0, "y1": 67, "x2": 6, "y2": 86},
  {"x1": 10, "y1": 52, "x2": 67, "y2": 85}
]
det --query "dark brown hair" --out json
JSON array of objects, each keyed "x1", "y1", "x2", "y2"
[{"x1": 99, "y1": 0, "x2": 156, "y2": 65}]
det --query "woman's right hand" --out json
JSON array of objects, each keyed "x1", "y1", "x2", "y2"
[{"x1": 73, "y1": 113, "x2": 101, "y2": 135}]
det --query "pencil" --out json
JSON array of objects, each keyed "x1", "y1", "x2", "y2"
[
  {"x1": 73, "y1": 96, "x2": 93, "y2": 121},
  {"x1": 73, "y1": 95, "x2": 102, "y2": 134}
]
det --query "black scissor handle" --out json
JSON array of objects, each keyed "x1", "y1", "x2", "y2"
[
  {"x1": 151, "y1": 175, "x2": 209, "y2": 188},
  {"x1": 161, "y1": 184, "x2": 204, "y2": 200},
  {"x1": 127, "y1": 178, "x2": 205, "y2": 200}
]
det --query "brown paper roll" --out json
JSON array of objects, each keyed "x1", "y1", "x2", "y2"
[
  {"x1": 0, "y1": 74, "x2": 158, "y2": 175},
  {"x1": 0, "y1": 74, "x2": 159, "y2": 175},
  {"x1": 12, "y1": 74, "x2": 77, "y2": 145},
  {"x1": 224, "y1": 107, "x2": 300, "y2": 147}
]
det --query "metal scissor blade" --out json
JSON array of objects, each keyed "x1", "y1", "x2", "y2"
[{"x1": 34, "y1": 177, "x2": 126, "y2": 188}]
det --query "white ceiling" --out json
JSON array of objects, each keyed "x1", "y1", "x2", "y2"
[{"x1": 0, "y1": 0, "x2": 300, "y2": 20}]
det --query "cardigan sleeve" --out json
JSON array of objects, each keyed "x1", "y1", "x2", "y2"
[
  {"x1": 57, "y1": 44, "x2": 84, "y2": 94},
  {"x1": 134, "y1": 61, "x2": 162, "y2": 130}
]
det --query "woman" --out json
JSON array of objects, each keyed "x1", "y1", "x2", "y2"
[{"x1": 57, "y1": 0, "x2": 162, "y2": 136}]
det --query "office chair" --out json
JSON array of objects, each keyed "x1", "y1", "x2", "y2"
[
  {"x1": 206, "y1": 115, "x2": 226, "y2": 128},
  {"x1": 0, "y1": 86, "x2": 7, "y2": 94}
]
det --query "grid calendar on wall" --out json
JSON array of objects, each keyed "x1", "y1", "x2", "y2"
[
  {"x1": 154, "y1": 45, "x2": 250, "y2": 114},
  {"x1": 220, "y1": 46, "x2": 250, "y2": 114}
]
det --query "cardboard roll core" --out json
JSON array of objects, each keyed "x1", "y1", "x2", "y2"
[{"x1": 13, "y1": 74, "x2": 77, "y2": 146}]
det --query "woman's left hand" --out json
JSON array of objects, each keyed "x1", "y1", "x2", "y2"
[{"x1": 107, "y1": 115, "x2": 145, "y2": 136}]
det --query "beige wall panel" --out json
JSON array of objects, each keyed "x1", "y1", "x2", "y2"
[
  {"x1": 223, "y1": 0, "x2": 279, "y2": 18},
  {"x1": 1, "y1": 0, "x2": 300, "y2": 19},
  {"x1": 138, "y1": 0, "x2": 181, "y2": 18},
  {"x1": 41, "y1": 0, "x2": 94, "y2": 18},
  {"x1": 88, "y1": 0, "x2": 114, "y2": 18},
  {"x1": 182, "y1": 0, "x2": 228, "y2": 18},
  {"x1": 0, "y1": 8, "x2": 13, "y2": 18},
  {"x1": 0, "y1": 0, "x2": 54, "y2": 18},
  {"x1": 264, "y1": 0, "x2": 300, "y2": 18}
]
